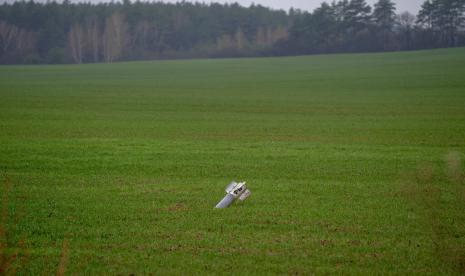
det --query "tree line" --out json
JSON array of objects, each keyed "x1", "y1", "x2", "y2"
[
  {"x1": 0, "y1": 0, "x2": 464, "y2": 64},
  {"x1": 278, "y1": 0, "x2": 465, "y2": 55}
]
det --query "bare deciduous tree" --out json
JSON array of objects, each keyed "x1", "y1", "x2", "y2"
[
  {"x1": 255, "y1": 26, "x2": 288, "y2": 48},
  {"x1": 0, "y1": 21, "x2": 37, "y2": 62},
  {"x1": 216, "y1": 34, "x2": 233, "y2": 51},
  {"x1": 397, "y1": 11, "x2": 416, "y2": 49},
  {"x1": 84, "y1": 17, "x2": 100, "y2": 63},
  {"x1": 68, "y1": 23, "x2": 84, "y2": 63},
  {"x1": 16, "y1": 29, "x2": 37, "y2": 54},
  {"x1": 102, "y1": 13, "x2": 129, "y2": 63},
  {"x1": 270, "y1": 26, "x2": 289, "y2": 44},
  {"x1": 0, "y1": 21, "x2": 19, "y2": 54},
  {"x1": 234, "y1": 28, "x2": 247, "y2": 50},
  {"x1": 132, "y1": 20, "x2": 152, "y2": 50},
  {"x1": 255, "y1": 27, "x2": 267, "y2": 47}
]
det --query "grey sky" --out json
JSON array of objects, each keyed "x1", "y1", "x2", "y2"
[
  {"x1": 159, "y1": 0, "x2": 424, "y2": 13},
  {"x1": 0, "y1": 0, "x2": 424, "y2": 14}
]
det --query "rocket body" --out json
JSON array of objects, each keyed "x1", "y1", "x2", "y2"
[
  {"x1": 215, "y1": 194, "x2": 236, "y2": 208},
  {"x1": 214, "y1": 181, "x2": 251, "y2": 209}
]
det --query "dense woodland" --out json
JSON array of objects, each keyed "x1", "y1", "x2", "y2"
[{"x1": 0, "y1": 0, "x2": 464, "y2": 64}]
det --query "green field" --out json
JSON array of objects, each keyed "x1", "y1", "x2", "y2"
[{"x1": 1, "y1": 48, "x2": 465, "y2": 274}]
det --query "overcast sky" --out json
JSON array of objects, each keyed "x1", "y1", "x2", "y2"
[
  {"x1": 0, "y1": 0, "x2": 424, "y2": 14},
  {"x1": 158, "y1": 0, "x2": 424, "y2": 13}
]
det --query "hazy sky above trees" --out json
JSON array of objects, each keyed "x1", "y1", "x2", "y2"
[
  {"x1": 2, "y1": 0, "x2": 423, "y2": 13},
  {"x1": 159, "y1": 0, "x2": 423, "y2": 13}
]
